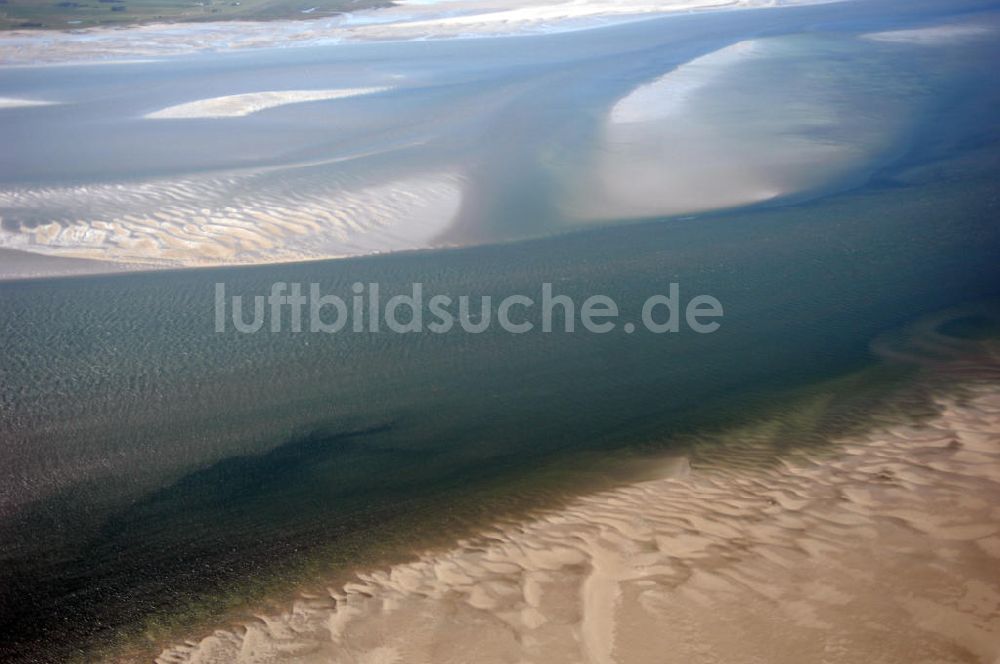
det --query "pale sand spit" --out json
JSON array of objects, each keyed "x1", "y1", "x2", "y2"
[
  {"x1": 157, "y1": 328, "x2": 1000, "y2": 664},
  {"x1": 144, "y1": 88, "x2": 391, "y2": 119},
  {"x1": 0, "y1": 96, "x2": 58, "y2": 108},
  {"x1": 607, "y1": 40, "x2": 761, "y2": 124}
]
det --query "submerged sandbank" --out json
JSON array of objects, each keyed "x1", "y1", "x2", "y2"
[{"x1": 563, "y1": 31, "x2": 925, "y2": 222}]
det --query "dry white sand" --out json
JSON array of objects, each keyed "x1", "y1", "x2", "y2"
[
  {"x1": 145, "y1": 87, "x2": 390, "y2": 119},
  {"x1": 156, "y1": 323, "x2": 1000, "y2": 664},
  {"x1": 0, "y1": 170, "x2": 463, "y2": 268}
]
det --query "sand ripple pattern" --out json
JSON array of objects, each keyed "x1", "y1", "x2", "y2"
[
  {"x1": 0, "y1": 169, "x2": 462, "y2": 266},
  {"x1": 158, "y1": 341, "x2": 1000, "y2": 664}
]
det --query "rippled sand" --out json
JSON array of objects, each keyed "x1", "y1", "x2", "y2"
[
  {"x1": 145, "y1": 88, "x2": 391, "y2": 119},
  {"x1": 157, "y1": 321, "x2": 1000, "y2": 664},
  {"x1": 0, "y1": 171, "x2": 463, "y2": 266}
]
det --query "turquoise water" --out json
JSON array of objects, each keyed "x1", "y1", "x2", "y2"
[{"x1": 1, "y1": 0, "x2": 1000, "y2": 660}]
